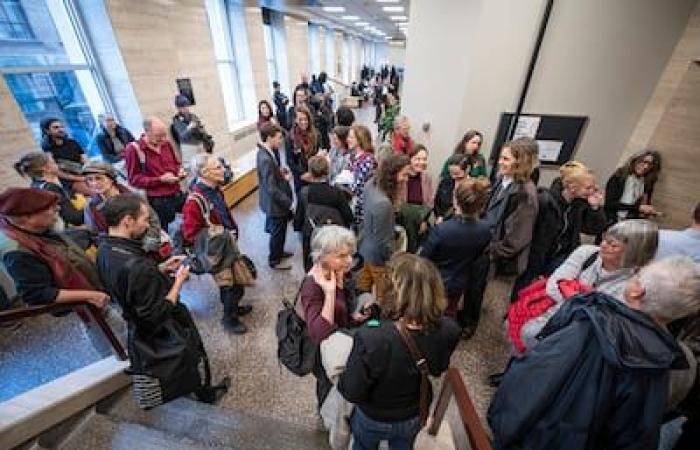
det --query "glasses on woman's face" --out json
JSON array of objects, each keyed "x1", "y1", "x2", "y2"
[{"x1": 601, "y1": 237, "x2": 624, "y2": 250}]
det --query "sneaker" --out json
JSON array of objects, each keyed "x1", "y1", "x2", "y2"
[
  {"x1": 270, "y1": 260, "x2": 292, "y2": 270},
  {"x1": 237, "y1": 304, "x2": 253, "y2": 316},
  {"x1": 281, "y1": 251, "x2": 294, "y2": 259},
  {"x1": 222, "y1": 316, "x2": 248, "y2": 334}
]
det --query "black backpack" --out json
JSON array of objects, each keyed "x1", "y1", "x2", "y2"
[
  {"x1": 276, "y1": 277, "x2": 317, "y2": 376},
  {"x1": 301, "y1": 187, "x2": 346, "y2": 237}
]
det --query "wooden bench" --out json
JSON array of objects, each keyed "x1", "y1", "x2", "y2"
[{"x1": 221, "y1": 150, "x2": 258, "y2": 208}]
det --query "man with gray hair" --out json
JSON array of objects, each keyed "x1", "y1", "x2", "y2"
[
  {"x1": 182, "y1": 154, "x2": 250, "y2": 334},
  {"x1": 489, "y1": 255, "x2": 700, "y2": 450},
  {"x1": 95, "y1": 112, "x2": 135, "y2": 165}
]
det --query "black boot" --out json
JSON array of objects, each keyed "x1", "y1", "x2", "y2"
[{"x1": 220, "y1": 286, "x2": 247, "y2": 334}]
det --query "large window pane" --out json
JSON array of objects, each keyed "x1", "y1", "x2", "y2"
[{"x1": 5, "y1": 70, "x2": 97, "y2": 150}]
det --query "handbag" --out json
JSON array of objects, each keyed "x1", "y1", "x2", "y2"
[
  {"x1": 276, "y1": 277, "x2": 318, "y2": 376},
  {"x1": 394, "y1": 320, "x2": 430, "y2": 427},
  {"x1": 232, "y1": 254, "x2": 256, "y2": 287}
]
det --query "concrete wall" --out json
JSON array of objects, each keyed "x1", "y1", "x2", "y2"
[
  {"x1": 402, "y1": 0, "x2": 698, "y2": 186},
  {"x1": 0, "y1": 77, "x2": 37, "y2": 188},
  {"x1": 104, "y1": 0, "x2": 231, "y2": 158}
]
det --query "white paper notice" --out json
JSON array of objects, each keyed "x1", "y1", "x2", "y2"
[
  {"x1": 513, "y1": 116, "x2": 541, "y2": 139},
  {"x1": 537, "y1": 140, "x2": 564, "y2": 162}
]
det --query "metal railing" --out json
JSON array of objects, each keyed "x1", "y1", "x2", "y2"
[
  {"x1": 429, "y1": 367, "x2": 493, "y2": 450},
  {"x1": 0, "y1": 301, "x2": 127, "y2": 361}
]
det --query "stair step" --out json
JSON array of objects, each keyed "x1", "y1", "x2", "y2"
[
  {"x1": 59, "y1": 413, "x2": 210, "y2": 450},
  {"x1": 98, "y1": 389, "x2": 330, "y2": 450}
]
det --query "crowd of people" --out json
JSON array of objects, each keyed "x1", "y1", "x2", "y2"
[{"x1": 1, "y1": 65, "x2": 699, "y2": 450}]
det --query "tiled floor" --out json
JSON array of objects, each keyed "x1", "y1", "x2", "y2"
[{"x1": 0, "y1": 106, "x2": 513, "y2": 434}]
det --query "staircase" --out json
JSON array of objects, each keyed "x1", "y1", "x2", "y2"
[{"x1": 41, "y1": 388, "x2": 330, "y2": 450}]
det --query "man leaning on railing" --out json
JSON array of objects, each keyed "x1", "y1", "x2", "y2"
[{"x1": 0, "y1": 187, "x2": 125, "y2": 356}]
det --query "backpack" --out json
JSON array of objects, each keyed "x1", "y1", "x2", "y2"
[
  {"x1": 507, "y1": 251, "x2": 598, "y2": 354},
  {"x1": 301, "y1": 187, "x2": 346, "y2": 237},
  {"x1": 276, "y1": 277, "x2": 317, "y2": 376}
]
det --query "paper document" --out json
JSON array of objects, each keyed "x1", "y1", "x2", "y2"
[
  {"x1": 513, "y1": 116, "x2": 541, "y2": 139},
  {"x1": 537, "y1": 140, "x2": 564, "y2": 162}
]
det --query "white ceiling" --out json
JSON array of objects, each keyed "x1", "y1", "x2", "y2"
[{"x1": 262, "y1": 0, "x2": 410, "y2": 42}]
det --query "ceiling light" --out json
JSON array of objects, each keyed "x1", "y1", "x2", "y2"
[
  {"x1": 390, "y1": 15, "x2": 408, "y2": 21},
  {"x1": 356, "y1": 22, "x2": 368, "y2": 26},
  {"x1": 322, "y1": 6, "x2": 345, "y2": 12},
  {"x1": 342, "y1": 15, "x2": 360, "y2": 20},
  {"x1": 397, "y1": 22, "x2": 408, "y2": 26},
  {"x1": 382, "y1": 6, "x2": 404, "y2": 12},
  {"x1": 376, "y1": 0, "x2": 400, "y2": 3}
]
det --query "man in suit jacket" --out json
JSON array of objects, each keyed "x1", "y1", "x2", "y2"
[{"x1": 256, "y1": 123, "x2": 293, "y2": 270}]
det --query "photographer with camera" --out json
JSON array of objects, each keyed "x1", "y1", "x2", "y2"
[{"x1": 171, "y1": 94, "x2": 214, "y2": 167}]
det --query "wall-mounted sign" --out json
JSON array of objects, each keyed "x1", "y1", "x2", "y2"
[{"x1": 176, "y1": 78, "x2": 196, "y2": 106}]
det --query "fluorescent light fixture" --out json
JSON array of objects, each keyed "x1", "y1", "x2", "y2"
[
  {"x1": 397, "y1": 22, "x2": 408, "y2": 26},
  {"x1": 376, "y1": 0, "x2": 400, "y2": 3},
  {"x1": 382, "y1": 6, "x2": 404, "y2": 12},
  {"x1": 356, "y1": 22, "x2": 368, "y2": 26},
  {"x1": 390, "y1": 15, "x2": 408, "y2": 21},
  {"x1": 322, "y1": 6, "x2": 345, "y2": 12},
  {"x1": 342, "y1": 15, "x2": 360, "y2": 20}
]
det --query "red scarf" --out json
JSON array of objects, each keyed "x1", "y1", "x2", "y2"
[
  {"x1": 0, "y1": 217, "x2": 97, "y2": 290},
  {"x1": 392, "y1": 132, "x2": 414, "y2": 155}
]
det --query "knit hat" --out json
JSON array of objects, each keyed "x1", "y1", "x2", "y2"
[
  {"x1": 82, "y1": 161, "x2": 118, "y2": 181},
  {"x1": 0, "y1": 188, "x2": 60, "y2": 216},
  {"x1": 175, "y1": 94, "x2": 191, "y2": 108}
]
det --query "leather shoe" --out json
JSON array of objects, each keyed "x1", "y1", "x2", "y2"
[
  {"x1": 270, "y1": 261, "x2": 292, "y2": 270},
  {"x1": 281, "y1": 251, "x2": 294, "y2": 259},
  {"x1": 237, "y1": 304, "x2": 253, "y2": 316}
]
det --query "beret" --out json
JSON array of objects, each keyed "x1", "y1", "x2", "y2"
[{"x1": 0, "y1": 187, "x2": 60, "y2": 216}]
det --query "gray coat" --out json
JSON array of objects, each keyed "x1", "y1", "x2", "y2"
[
  {"x1": 486, "y1": 178, "x2": 538, "y2": 276},
  {"x1": 358, "y1": 181, "x2": 395, "y2": 265},
  {"x1": 256, "y1": 143, "x2": 292, "y2": 218}
]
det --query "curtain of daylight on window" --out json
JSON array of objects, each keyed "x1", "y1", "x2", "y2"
[
  {"x1": 269, "y1": 9, "x2": 290, "y2": 95},
  {"x1": 324, "y1": 26, "x2": 335, "y2": 77},
  {"x1": 308, "y1": 23, "x2": 320, "y2": 76}
]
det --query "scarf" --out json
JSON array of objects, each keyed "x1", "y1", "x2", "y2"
[
  {"x1": 89, "y1": 184, "x2": 131, "y2": 232},
  {"x1": 293, "y1": 125, "x2": 317, "y2": 159},
  {"x1": 195, "y1": 183, "x2": 236, "y2": 231},
  {"x1": 0, "y1": 217, "x2": 101, "y2": 291}
]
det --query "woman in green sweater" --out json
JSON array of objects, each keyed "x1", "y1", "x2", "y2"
[{"x1": 440, "y1": 130, "x2": 486, "y2": 179}]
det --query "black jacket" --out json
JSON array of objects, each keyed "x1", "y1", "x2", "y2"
[
  {"x1": 31, "y1": 180, "x2": 84, "y2": 226},
  {"x1": 420, "y1": 216, "x2": 491, "y2": 295},
  {"x1": 604, "y1": 172, "x2": 654, "y2": 226},
  {"x1": 526, "y1": 178, "x2": 606, "y2": 277},
  {"x1": 95, "y1": 125, "x2": 135, "y2": 163},
  {"x1": 488, "y1": 292, "x2": 687, "y2": 450},
  {"x1": 293, "y1": 181, "x2": 353, "y2": 234},
  {"x1": 433, "y1": 177, "x2": 455, "y2": 220},
  {"x1": 256, "y1": 144, "x2": 292, "y2": 218},
  {"x1": 338, "y1": 318, "x2": 461, "y2": 422}
]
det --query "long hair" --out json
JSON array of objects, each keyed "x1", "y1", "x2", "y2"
[
  {"x1": 375, "y1": 152, "x2": 410, "y2": 203},
  {"x1": 258, "y1": 100, "x2": 274, "y2": 120},
  {"x1": 615, "y1": 150, "x2": 662, "y2": 191},
  {"x1": 351, "y1": 124, "x2": 374, "y2": 154},
  {"x1": 453, "y1": 130, "x2": 483, "y2": 156},
  {"x1": 15, "y1": 152, "x2": 51, "y2": 180},
  {"x1": 502, "y1": 137, "x2": 537, "y2": 183},
  {"x1": 384, "y1": 253, "x2": 447, "y2": 331},
  {"x1": 292, "y1": 105, "x2": 318, "y2": 158}
]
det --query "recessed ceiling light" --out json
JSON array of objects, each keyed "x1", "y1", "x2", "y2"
[
  {"x1": 382, "y1": 6, "x2": 404, "y2": 12},
  {"x1": 376, "y1": 0, "x2": 400, "y2": 3},
  {"x1": 390, "y1": 15, "x2": 408, "y2": 21},
  {"x1": 356, "y1": 22, "x2": 368, "y2": 26},
  {"x1": 322, "y1": 6, "x2": 345, "y2": 12},
  {"x1": 342, "y1": 15, "x2": 360, "y2": 20}
]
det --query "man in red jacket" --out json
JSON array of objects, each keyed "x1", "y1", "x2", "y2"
[
  {"x1": 182, "y1": 154, "x2": 251, "y2": 334},
  {"x1": 125, "y1": 117, "x2": 186, "y2": 229}
]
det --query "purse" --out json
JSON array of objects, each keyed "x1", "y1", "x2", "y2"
[
  {"x1": 232, "y1": 254, "x2": 256, "y2": 287},
  {"x1": 394, "y1": 320, "x2": 430, "y2": 427},
  {"x1": 276, "y1": 277, "x2": 318, "y2": 376}
]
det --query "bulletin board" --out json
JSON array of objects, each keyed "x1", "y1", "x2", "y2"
[{"x1": 490, "y1": 112, "x2": 588, "y2": 167}]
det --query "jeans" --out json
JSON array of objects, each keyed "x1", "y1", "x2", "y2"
[
  {"x1": 351, "y1": 408, "x2": 422, "y2": 450},
  {"x1": 148, "y1": 191, "x2": 185, "y2": 230},
  {"x1": 265, "y1": 215, "x2": 288, "y2": 265}
]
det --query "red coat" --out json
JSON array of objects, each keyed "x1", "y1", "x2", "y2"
[
  {"x1": 181, "y1": 186, "x2": 237, "y2": 244},
  {"x1": 124, "y1": 135, "x2": 182, "y2": 197},
  {"x1": 391, "y1": 132, "x2": 414, "y2": 155}
]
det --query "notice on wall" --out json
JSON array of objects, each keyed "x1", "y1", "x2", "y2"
[
  {"x1": 537, "y1": 139, "x2": 564, "y2": 162},
  {"x1": 513, "y1": 116, "x2": 541, "y2": 139}
]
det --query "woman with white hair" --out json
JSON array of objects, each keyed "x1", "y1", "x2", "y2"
[
  {"x1": 518, "y1": 219, "x2": 659, "y2": 350},
  {"x1": 299, "y1": 225, "x2": 370, "y2": 409},
  {"x1": 489, "y1": 255, "x2": 700, "y2": 450}
]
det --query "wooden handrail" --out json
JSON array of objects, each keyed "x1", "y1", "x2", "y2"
[
  {"x1": 429, "y1": 367, "x2": 492, "y2": 450},
  {"x1": 0, "y1": 300, "x2": 128, "y2": 361}
]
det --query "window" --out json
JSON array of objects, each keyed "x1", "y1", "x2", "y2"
[
  {"x1": 0, "y1": 0, "x2": 112, "y2": 155},
  {"x1": 205, "y1": 0, "x2": 256, "y2": 125},
  {"x1": 308, "y1": 23, "x2": 320, "y2": 76},
  {"x1": 324, "y1": 26, "x2": 335, "y2": 76},
  {"x1": 262, "y1": 8, "x2": 290, "y2": 96},
  {"x1": 0, "y1": 0, "x2": 33, "y2": 40}
]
